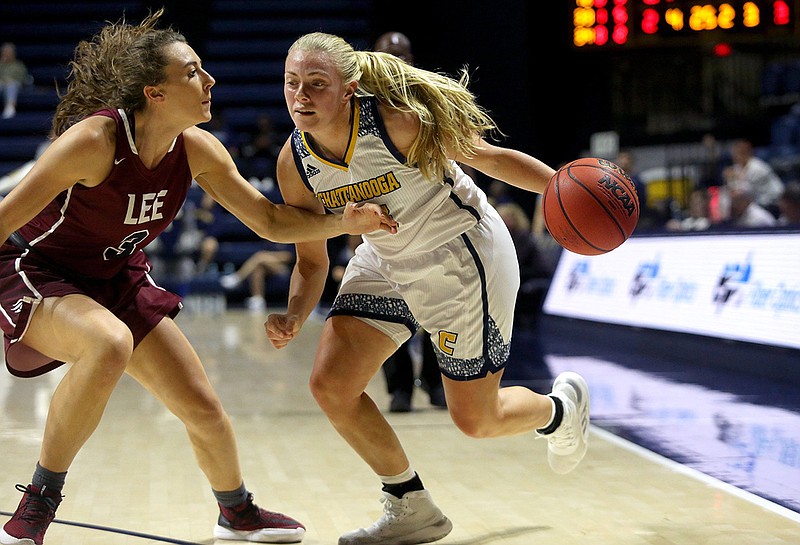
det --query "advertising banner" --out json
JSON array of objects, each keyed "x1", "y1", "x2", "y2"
[{"x1": 543, "y1": 232, "x2": 800, "y2": 349}]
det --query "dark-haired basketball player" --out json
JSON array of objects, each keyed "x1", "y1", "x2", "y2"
[{"x1": 0, "y1": 10, "x2": 394, "y2": 545}]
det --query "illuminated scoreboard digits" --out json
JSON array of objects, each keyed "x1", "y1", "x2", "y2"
[{"x1": 573, "y1": 0, "x2": 797, "y2": 48}]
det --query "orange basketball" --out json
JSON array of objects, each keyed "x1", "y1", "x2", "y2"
[{"x1": 542, "y1": 157, "x2": 640, "y2": 256}]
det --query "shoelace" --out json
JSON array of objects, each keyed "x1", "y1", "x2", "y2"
[
  {"x1": 379, "y1": 494, "x2": 408, "y2": 523},
  {"x1": 550, "y1": 424, "x2": 576, "y2": 449},
  {"x1": 227, "y1": 495, "x2": 259, "y2": 524},
  {"x1": 14, "y1": 485, "x2": 57, "y2": 524}
]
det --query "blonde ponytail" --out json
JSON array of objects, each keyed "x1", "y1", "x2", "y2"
[{"x1": 289, "y1": 33, "x2": 500, "y2": 181}]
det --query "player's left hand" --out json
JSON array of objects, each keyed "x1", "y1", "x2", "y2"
[{"x1": 342, "y1": 202, "x2": 397, "y2": 235}]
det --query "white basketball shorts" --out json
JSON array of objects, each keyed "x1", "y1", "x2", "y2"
[{"x1": 329, "y1": 207, "x2": 519, "y2": 381}]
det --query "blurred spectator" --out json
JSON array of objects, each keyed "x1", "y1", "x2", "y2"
[
  {"x1": 185, "y1": 109, "x2": 243, "y2": 276},
  {"x1": 328, "y1": 234, "x2": 362, "y2": 288},
  {"x1": 240, "y1": 113, "x2": 281, "y2": 179},
  {"x1": 382, "y1": 329, "x2": 443, "y2": 413},
  {"x1": 374, "y1": 31, "x2": 414, "y2": 63},
  {"x1": 615, "y1": 150, "x2": 647, "y2": 204},
  {"x1": 698, "y1": 133, "x2": 729, "y2": 188},
  {"x1": 615, "y1": 150, "x2": 665, "y2": 230},
  {"x1": 777, "y1": 180, "x2": 800, "y2": 226},
  {"x1": 723, "y1": 139, "x2": 784, "y2": 215},
  {"x1": 219, "y1": 247, "x2": 295, "y2": 312},
  {"x1": 726, "y1": 183, "x2": 778, "y2": 228},
  {"x1": 707, "y1": 185, "x2": 730, "y2": 224},
  {"x1": 665, "y1": 188, "x2": 711, "y2": 232},
  {"x1": 192, "y1": 192, "x2": 224, "y2": 274},
  {"x1": 486, "y1": 178, "x2": 515, "y2": 207},
  {"x1": 497, "y1": 202, "x2": 552, "y2": 281},
  {"x1": 0, "y1": 42, "x2": 29, "y2": 119},
  {"x1": 192, "y1": 171, "x2": 284, "y2": 276},
  {"x1": 202, "y1": 107, "x2": 239, "y2": 158},
  {"x1": 496, "y1": 202, "x2": 554, "y2": 328},
  {"x1": 316, "y1": 234, "x2": 357, "y2": 313}
]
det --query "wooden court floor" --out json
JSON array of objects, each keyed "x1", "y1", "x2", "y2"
[{"x1": 2, "y1": 309, "x2": 799, "y2": 544}]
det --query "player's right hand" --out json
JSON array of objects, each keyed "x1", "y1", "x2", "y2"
[{"x1": 265, "y1": 313, "x2": 301, "y2": 349}]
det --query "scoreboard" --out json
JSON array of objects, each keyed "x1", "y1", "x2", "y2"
[{"x1": 573, "y1": 0, "x2": 798, "y2": 48}]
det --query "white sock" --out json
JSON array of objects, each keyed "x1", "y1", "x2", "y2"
[
  {"x1": 540, "y1": 396, "x2": 557, "y2": 429},
  {"x1": 378, "y1": 465, "x2": 416, "y2": 485}
]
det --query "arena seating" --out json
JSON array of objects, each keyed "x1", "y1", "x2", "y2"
[
  {"x1": 0, "y1": 2, "x2": 143, "y2": 176},
  {"x1": 202, "y1": 0, "x2": 371, "y2": 138}
]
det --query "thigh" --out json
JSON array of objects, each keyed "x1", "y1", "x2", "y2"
[
  {"x1": 441, "y1": 370, "x2": 504, "y2": 416},
  {"x1": 23, "y1": 294, "x2": 131, "y2": 365},
  {"x1": 312, "y1": 315, "x2": 398, "y2": 397},
  {"x1": 0, "y1": 250, "x2": 180, "y2": 376}
]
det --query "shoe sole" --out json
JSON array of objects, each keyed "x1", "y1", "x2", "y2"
[
  {"x1": 214, "y1": 525, "x2": 305, "y2": 543},
  {"x1": 0, "y1": 528, "x2": 35, "y2": 545},
  {"x1": 402, "y1": 516, "x2": 453, "y2": 545},
  {"x1": 337, "y1": 516, "x2": 452, "y2": 545}
]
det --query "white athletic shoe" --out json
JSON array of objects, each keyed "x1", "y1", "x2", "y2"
[
  {"x1": 338, "y1": 490, "x2": 452, "y2": 545},
  {"x1": 219, "y1": 273, "x2": 241, "y2": 290},
  {"x1": 245, "y1": 296, "x2": 267, "y2": 312},
  {"x1": 539, "y1": 371, "x2": 590, "y2": 474}
]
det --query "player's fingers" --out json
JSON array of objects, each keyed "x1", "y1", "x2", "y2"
[
  {"x1": 379, "y1": 220, "x2": 397, "y2": 234},
  {"x1": 359, "y1": 202, "x2": 398, "y2": 232},
  {"x1": 265, "y1": 316, "x2": 290, "y2": 337}
]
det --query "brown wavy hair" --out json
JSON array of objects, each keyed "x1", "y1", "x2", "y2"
[{"x1": 52, "y1": 8, "x2": 185, "y2": 136}]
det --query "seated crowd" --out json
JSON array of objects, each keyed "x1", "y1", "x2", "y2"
[{"x1": 663, "y1": 138, "x2": 800, "y2": 231}]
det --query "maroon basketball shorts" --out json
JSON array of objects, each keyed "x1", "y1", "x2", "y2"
[{"x1": 0, "y1": 246, "x2": 181, "y2": 377}]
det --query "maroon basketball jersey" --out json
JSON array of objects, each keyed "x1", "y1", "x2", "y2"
[{"x1": 18, "y1": 109, "x2": 192, "y2": 279}]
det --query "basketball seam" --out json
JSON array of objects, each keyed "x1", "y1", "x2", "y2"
[
  {"x1": 554, "y1": 173, "x2": 614, "y2": 253},
  {"x1": 567, "y1": 167, "x2": 630, "y2": 245},
  {"x1": 544, "y1": 158, "x2": 640, "y2": 255}
]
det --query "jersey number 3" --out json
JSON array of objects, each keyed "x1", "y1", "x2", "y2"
[{"x1": 104, "y1": 230, "x2": 149, "y2": 260}]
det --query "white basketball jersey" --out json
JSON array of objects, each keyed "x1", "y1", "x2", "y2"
[{"x1": 289, "y1": 96, "x2": 490, "y2": 260}]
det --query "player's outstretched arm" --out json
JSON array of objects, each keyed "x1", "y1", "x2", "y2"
[
  {"x1": 455, "y1": 138, "x2": 555, "y2": 195},
  {"x1": 187, "y1": 129, "x2": 397, "y2": 243}
]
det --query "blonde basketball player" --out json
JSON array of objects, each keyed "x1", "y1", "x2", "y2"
[{"x1": 266, "y1": 32, "x2": 591, "y2": 545}]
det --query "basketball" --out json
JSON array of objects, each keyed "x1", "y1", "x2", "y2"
[{"x1": 542, "y1": 157, "x2": 640, "y2": 256}]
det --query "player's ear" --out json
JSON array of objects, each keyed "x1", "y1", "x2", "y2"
[
  {"x1": 343, "y1": 81, "x2": 358, "y2": 101},
  {"x1": 144, "y1": 85, "x2": 165, "y2": 103}
]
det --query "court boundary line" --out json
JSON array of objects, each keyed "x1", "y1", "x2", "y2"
[
  {"x1": 0, "y1": 511, "x2": 203, "y2": 545},
  {"x1": 593, "y1": 426, "x2": 800, "y2": 523}
]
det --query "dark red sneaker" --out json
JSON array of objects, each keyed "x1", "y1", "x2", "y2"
[
  {"x1": 0, "y1": 484, "x2": 62, "y2": 545},
  {"x1": 213, "y1": 493, "x2": 305, "y2": 543}
]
